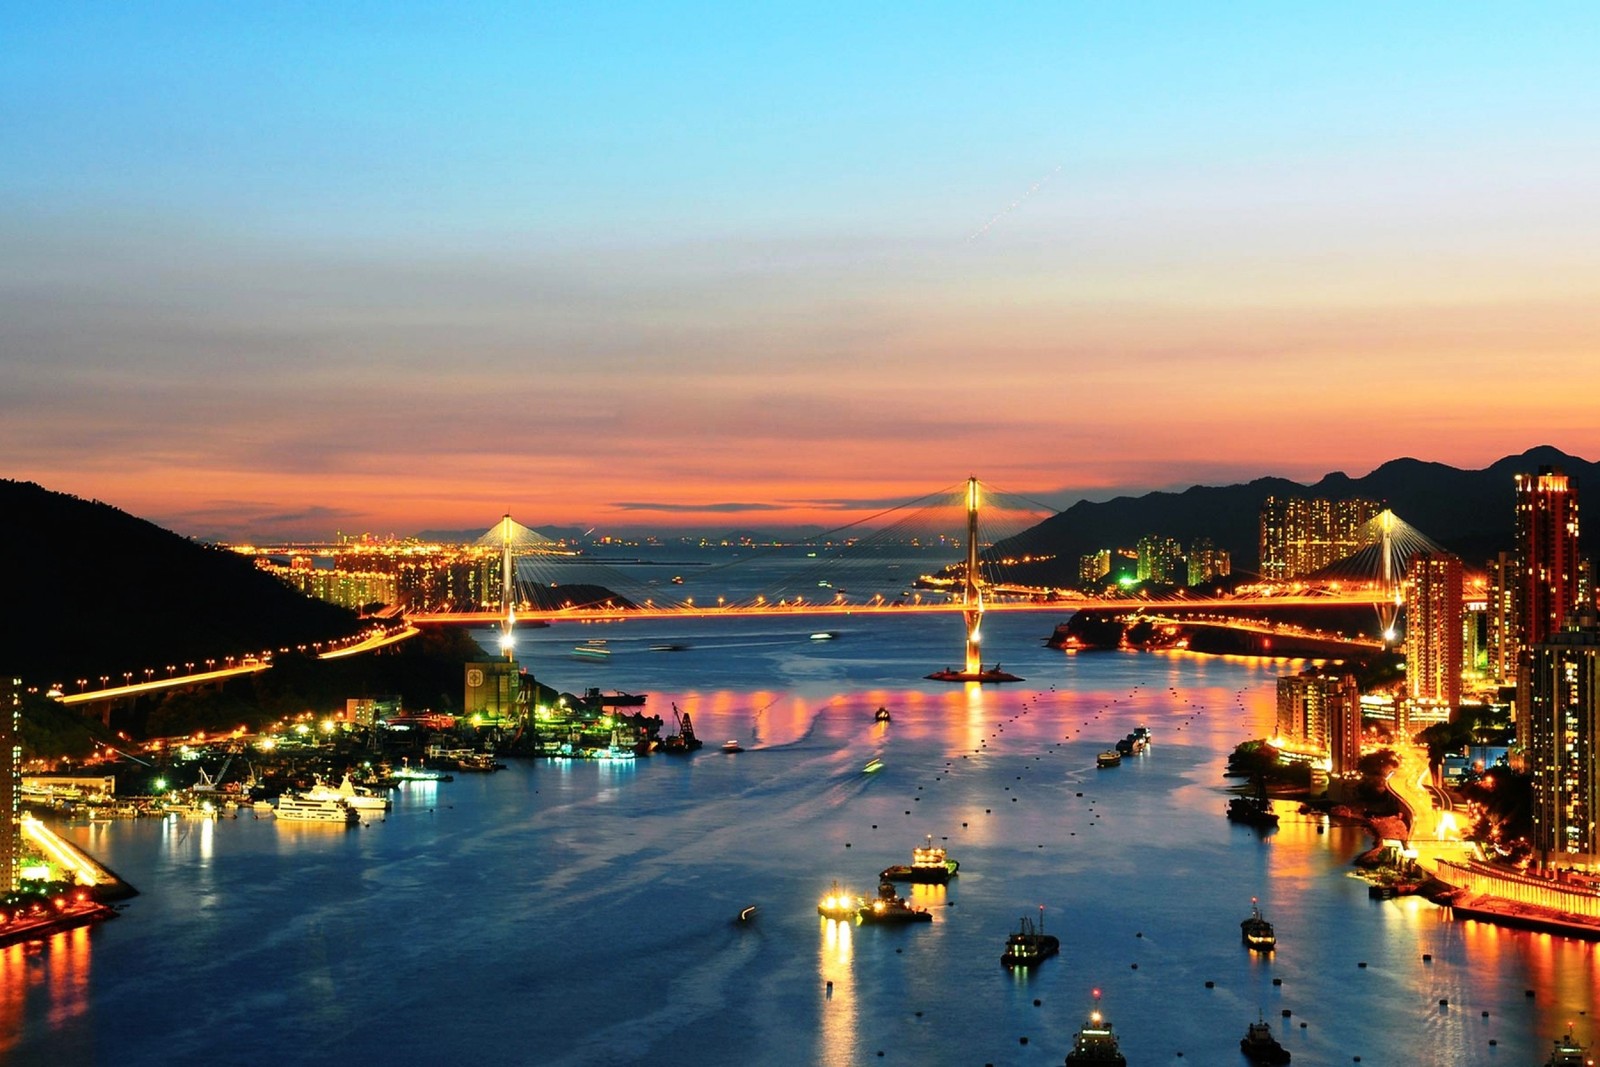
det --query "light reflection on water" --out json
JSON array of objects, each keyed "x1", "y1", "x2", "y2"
[{"x1": 6, "y1": 610, "x2": 1599, "y2": 1064}]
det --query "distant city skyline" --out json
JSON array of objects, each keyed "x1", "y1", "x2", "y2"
[{"x1": 6, "y1": 5, "x2": 1600, "y2": 540}]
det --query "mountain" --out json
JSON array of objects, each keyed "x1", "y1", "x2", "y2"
[
  {"x1": 1004, "y1": 446, "x2": 1597, "y2": 578},
  {"x1": 0, "y1": 480, "x2": 366, "y2": 689}
]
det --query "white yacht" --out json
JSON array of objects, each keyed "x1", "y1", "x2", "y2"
[
  {"x1": 273, "y1": 793, "x2": 359, "y2": 825},
  {"x1": 302, "y1": 775, "x2": 390, "y2": 812}
]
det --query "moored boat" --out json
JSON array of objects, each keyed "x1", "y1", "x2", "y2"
[
  {"x1": 856, "y1": 880, "x2": 932, "y2": 924},
  {"x1": 880, "y1": 834, "x2": 959, "y2": 883},
  {"x1": 1543, "y1": 1029, "x2": 1594, "y2": 1066},
  {"x1": 1000, "y1": 907, "x2": 1059, "y2": 968},
  {"x1": 1241, "y1": 1016, "x2": 1291, "y2": 1063},
  {"x1": 1228, "y1": 794, "x2": 1279, "y2": 827},
  {"x1": 1242, "y1": 897, "x2": 1277, "y2": 951},
  {"x1": 1063, "y1": 990, "x2": 1126, "y2": 1065},
  {"x1": 817, "y1": 880, "x2": 861, "y2": 921},
  {"x1": 273, "y1": 793, "x2": 358, "y2": 825},
  {"x1": 1096, "y1": 750, "x2": 1122, "y2": 768}
]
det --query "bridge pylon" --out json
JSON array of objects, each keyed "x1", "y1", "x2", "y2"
[{"x1": 926, "y1": 477, "x2": 1022, "y2": 683}]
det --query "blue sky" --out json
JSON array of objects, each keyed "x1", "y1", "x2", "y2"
[{"x1": 5, "y1": 4, "x2": 1599, "y2": 538}]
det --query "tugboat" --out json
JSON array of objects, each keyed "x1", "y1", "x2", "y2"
[
  {"x1": 1000, "y1": 906, "x2": 1059, "y2": 969},
  {"x1": 880, "y1": 835, "x2": 959, "y2": 883},
  {"x1": 1064, "y1": 990, "x2": 1126, "y2": 1065},
  {"x1": 856, "y1": 880, "x2": 932, "y2": 924},
  {"x1": 1241, "y1": 897, "x2": 1277, "y2": 951},
  {"x1": 1241, "y1": 1016, "x2": 1291, "y2": 1063},
  {"x1": 1096, "y1": 750, "x2": 1122, "y2": 768},
  {"x1": 817, "y1": 881, "x2": 861, "y2": 921},
  {"x1": 874, "y1": 705, "x2": 892, "y2": 723},
  {"x1": 721, "y1": 739, "x2": 744, "y2": 753},
  {"x1": 1543, "y1": 1028, "x2": 1594, "y2": 1067}
]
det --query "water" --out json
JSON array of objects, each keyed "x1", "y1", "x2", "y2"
[{"x1": 6, "y1": 607, "x2": 1598, "y2": 1066}]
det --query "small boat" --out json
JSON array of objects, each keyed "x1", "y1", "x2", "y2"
[
  {"x1": 1228, "y1": 794, "x2": 1279, "y2": 828},
  {"x1": 649, "y1": 643, "x2": 689, "y2": 652},
  {"x1": 1064, "y1": 990, "x2": 1126, "y2": 1065},
  {"x1": 817, "y1": 881, "x2": 860, "y2": 921},
  {"x1": 863, "y1": 757, "x2": 884, "y2": 773},
  {"x1": 1242, "y1": 898, "x2": 1277, "y2": 951},
  {"x1": 1543, "y1": 1029, "x2": 1593, "y2": 1067},
  {"x1": 721, "y1": 740, "x2": 744, "y2": 754},
  {"x1": 810, "y1": 631, "x2": 837, "y2": 641},
  {"x1": 737, "y1": 905, "x2": 757, "y2": 924},
  {"x1": 1000, "y1": 908, "x2": 1059, "y2": 969},
  {"x1": 1096, "y1": 750, "x2": 1122, "y2": 768},
  {"x1": 880, "y1": 834, "x2": 959, "y2": 883},
  {"x1": 1241, "y1": 1016, "x2": 1291, "y2": 1064},
  {"x1": 572, "y1": 639, "x2": 611, "y2": 660},
  {"x1": 873, "y1": 705, "x2": 892, "y2": 723},
  {"x1": 856, "y1": 880, "x2": 932, "y2": 924}
]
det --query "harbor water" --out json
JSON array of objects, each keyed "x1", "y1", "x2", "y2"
[{"x1": 5, "y1": 580, "x2": 1598, "y2": 1064}]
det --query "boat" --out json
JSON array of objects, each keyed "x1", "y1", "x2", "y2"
[
  {"x1": 302, "y1": 774, "x2": 390, "y2": 812},
  {"x1": 1241, "y1": 898, "x2": 1277, "y2": 951},
  {"x1": 658, "y1": 705, "x2": 704, "y2": 754},
  {"x1": 393, "y1": 759, "x2": 453, "y2": 783},
  {"x1": 863, "y1": 757, "x2": 884, "y2": 773},
  {"x1": 273, "y1": 793, "x2": 359, "y2": 825},
  {"x1": 1096, "y1": 750, "x2": 1122, "y2": 768},
  {"x1": 1240, "y1": 1016, "x2": 1291, "y2": 1063},
  {"x1": 810, "y1": 631, "x2": 837, "y2": 641},
  {"x1": 817, "y1": 880, "x2": 861, "y2": 920},
  {"x1": 649, "y1": 643, "x2": 689, "y2": 652},
  {"x1": 1063, "y1": 991, "x2": 1126, "y2": 1065},
  {"x1": 1000, "y1": 908, "x2": 1059, "y2": 969},
  {"x1": 583, "y1": 687, "x2": 648, "y2": 707},
  {"x1": 856, "y1": 880, "x2": 932, "y2": 924},
  {"x1": 454, "y1": 753, "x2": 503, "y2": 773},
  {"x1": 251, "y1": 799, "x2": 275, "y2": 816},
  {"x1": 880, "y1": 834, "x2": 959, "y2": 883},
  {"x1": 572, "y1": 639, "x2": 611, "y2": 660},
  {"x1": 1227, "y1": 793, "x2": 1279, "y2": 828},
  {"x1": 721, "y1": 740, "x2": 744, "y2": 753},
  {"x1": 1543, "y1": 1029, "x2": 1593, "y2": 1067},
  {"x1": 924, "y1": 664, "x2": 1024, "y2": 683},
  {"x1": 873, "y1": 705, "x2": 892, "y2": 723}
]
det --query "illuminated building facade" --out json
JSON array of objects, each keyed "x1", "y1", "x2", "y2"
[
  {"x1": 1185, "y1": 538, "x2": 1231, "y2": 586},
  {"x1": 1405, "y1": 552, "x2": 1463, "y2": 709},
  {"x1": 1519, "y1": 616, "x2": 1600, "y2": 866},
  {"x1": 1078, "y1": 549, "x2": 1111, "y2": 587},
  {"x1": 1485, "y1": 550, "x2": 1518, "y2": 685},
  {"x1": 1276, "y1": 670, "x2": 1362, "y2": 773},
  {"x1": 1515, "y1": 466, "x2": 1581, "y2": 651},
  {"x1": 1258, "y1": 496, "x2": 1382, "y2": 581},
  {"x1": 1136, "y1": 536, "x2": 1184, "y2": 584},
  {"x1": 464, "y1": 661, "x2": 527, "y2": 720},
  {"x1": 2, "y1": 678, "x2": 19, "y2": 892}
]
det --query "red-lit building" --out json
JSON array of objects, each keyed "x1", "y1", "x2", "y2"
[
  {"x1": 1405, "y1": 552, "x2": 1463, "y2": 711},
  {"x1": 1515, "y1": 466, "x2": 1581, "y2": 652}
]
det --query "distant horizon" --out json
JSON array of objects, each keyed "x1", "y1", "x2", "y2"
[{"x1": 8, "y1": 7, "x2": 1600, "y2": 543}]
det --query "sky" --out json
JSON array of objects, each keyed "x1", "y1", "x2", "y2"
[{"x1": 5, "y1": 3, "x2": 1600, "y2": 541}]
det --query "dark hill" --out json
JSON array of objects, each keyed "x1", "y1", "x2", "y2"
[
  {"x1": 0, "y1": 480, "x2": 365, "y2": 689},
  {"x1": 1003, "y1": 446, "x2": 1596, "y2": 577}
]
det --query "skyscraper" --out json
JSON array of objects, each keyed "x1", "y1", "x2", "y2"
[
  {"x1": 1276, "y1": 670, "x2": 1362, "y2": 774},
  {"x1": 1259, "y1": 496, "x2": 1382, "y2": 580},
  {"x1": 1519, "y1": 615, "x2": 1600, "y2": 867},
  {"x1": 1405, "y1": 552, "x2": 1464, "y2": 709},
  {"x1": 2, "y1": 678, "x2": 20, "y2": 893},
  {"x1": 1515, "y1": 466, "x2": 1581, "y2": 651},
  {"x1": 1485, "y1": 550, "x2": 1518, "y2": 684}
]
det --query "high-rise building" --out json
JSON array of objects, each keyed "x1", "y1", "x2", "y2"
[
  {"x1": 1079, "y1": 549, "x2": 1111, "y2": 588},
  {"x1": 1519, "y1": 614, "x2": 1600, "y2": 867},
  {"x1": 1136, "y1": 536, "x2": 1184, "y2": 585},
  {"x1": 1406, "y1": 552, "x2": 1464, "y2": 709},
  {"x1": 1515, "y1": 466, "x2": 1581, "y2": 651},
  {"x1": 1259, "y1": 496, "x2": 1382, "y2": 580},
  {"x1": 1486, "y1": 550, "x2": 1518, "y2": 684},
  {"x1": 1276, "y1": 670, "x2": 1362, "y2": 774},
  {"x1": 1186, "y1": 538, "x2": 1231, "y2": 586},
  {"x1": 2, "y1": 678, "x2": 20, "y2": 893}
]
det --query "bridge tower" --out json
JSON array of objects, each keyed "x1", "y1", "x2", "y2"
[
  {"x1": 1375, "y1": 509, "x2": 1401, "y2": 646},
  {"x1": 496, "y1": 513, "x2": 517, "y2": 662},
  {"x1": 963, "y1": 476, "x2": 984, "y2": 674}
]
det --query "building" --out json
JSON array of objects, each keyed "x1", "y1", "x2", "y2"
[
  {"x1": 1405, "y1": 552, "x2": 1464, "y2": 710},
  {"x1": 1515, "y1": 466, "x2": 1581, "y2": 651},
  {"x1": 1276, "y1": 670, "x2": 1362, "y2": 774},
  {"x1": 1259, "y1": 496, "x2": 1382, "y2": 581},
  {"x1": 1135, "y1": 536, "x2": 1184, "y2": 585},
  {"x1": 464, "y1": 661, "x2": 527, "y2": 721},
  {"x1": 1486, "y1": 550, "x2": 1518, "y2": 685},
  {"x1": 1185, "y1": 538, "x2": 1230, "y2": 586},
  {"x1": 1078, "y1": 549, "x2": 1111, "y2": 587},
  {"x1": 2, "y1": 678, "x2": 20, "y2": 892},
  {"x1": 1518, "y1": 614, "x2": 1600, "y2": 867}
]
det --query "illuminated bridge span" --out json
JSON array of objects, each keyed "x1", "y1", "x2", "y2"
[{"x1": 410, "y1": 488, "x2": 1444, "y2": 669}]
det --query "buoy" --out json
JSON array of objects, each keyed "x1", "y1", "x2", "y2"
[
  {"x1": 1282, "y1": 1009, "x2": 1291, "y2": 1017},
  {"x1": 1019, "y1": 1037, "x2": 1028, "y2": 1045},
  {"x1": 1439, "y1": 998, "x2": 1448, "y2": 1006},
  {"x1": 1358, "y1": 961, "x2": 1367, "y2": 968},
  {"x1": 1033, "y1": 999, "x2": 1041, "y2": 1007},
  {"x1": 1205, "y1": 981, "x2": 1215, "y2": 988},
  {"x1": 1422, "y1": 953, "x2": 1431, "y2": 961},
  {"x1": 1272, "y1": 978, "x2": 1282, "y2": 986}
]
